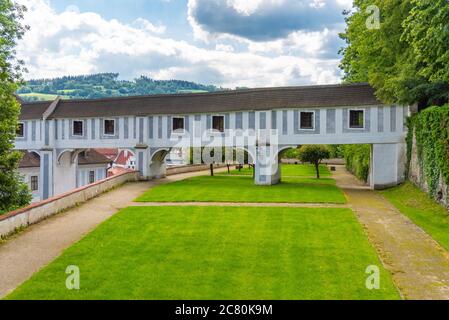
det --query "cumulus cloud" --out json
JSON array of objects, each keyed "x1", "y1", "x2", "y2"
[
  {"x1": 188, "y1": 0, "x2": 350, "y2": 42},
  {"x1": 16, "y1": 0, "x2": 343, "y2": 87}
]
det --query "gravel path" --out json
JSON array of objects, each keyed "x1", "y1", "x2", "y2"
[{"x1": 334, "y1": 166, "x2": 449, "y2": 300}]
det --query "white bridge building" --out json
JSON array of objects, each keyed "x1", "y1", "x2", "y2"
[{"x1": 15, "y1": 83, "x2": 409, "y2": 201}]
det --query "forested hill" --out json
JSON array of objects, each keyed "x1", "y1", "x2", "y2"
[{"x1": 17, "y1": 73, "x2": 225, "y2": 101}]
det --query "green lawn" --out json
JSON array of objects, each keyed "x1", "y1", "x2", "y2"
[
  {"x1": 135, "y1": 175, "x2": 346, "y2": 203},
  {"x1": 381, "y1": 182, "x2": 449, "y2": 251},
  {"x1": 7, "y1": 206, "x2": 399, "y2": 300},
  {"x1": 219, "y1": 164, "x2": 331, "y2": 177}
]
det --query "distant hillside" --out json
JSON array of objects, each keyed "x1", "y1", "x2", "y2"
[{"x1": 17, "y1": 73, "x2": 225, "y2": 102}]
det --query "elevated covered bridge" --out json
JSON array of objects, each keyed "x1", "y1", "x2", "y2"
[{"x1": 16, "y1": 83, "x2": 408, "y2": 200}]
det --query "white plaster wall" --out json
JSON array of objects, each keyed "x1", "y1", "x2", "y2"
[
  {"x1": 18, "y1": 167, "x2": 40, "y2": 202},
  {"x1": 77, "y1": 164, "x2": 109, "y2": 188},
  {"x1": 53, "y1": 151, "x2": 77, "y2": 196},
  {"x1": 16, "y1": 105, "x2": 409, "y2": 150},
  {"x1": 370, "y1": 143, "x2": 406, "y2": 189}
]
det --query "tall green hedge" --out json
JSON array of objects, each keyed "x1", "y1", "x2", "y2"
[
  {"x1": 407, "y1": 104, "x2": 449, "y2": 198},
  {"x1": 343, "y1": 145, "x2": 371, "y2": 183}
]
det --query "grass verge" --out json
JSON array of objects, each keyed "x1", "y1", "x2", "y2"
[
  {"x1": 7, "y1": 206, "x2": 399, "y2": 300},
  {"x1": 381, "y1": 182, "x2": 449, "y2": 251}
]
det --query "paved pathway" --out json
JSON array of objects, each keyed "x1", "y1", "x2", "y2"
[
  {"x1": 0, "y1": 168, "x2": 226, "y2": 299},
  {"x1": 333, "y1": 166, "x2": 449, "y2": 300}
]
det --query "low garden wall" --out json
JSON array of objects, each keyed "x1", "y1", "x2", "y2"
[{"x1": 0, "y1": 171, "x2": 139, "y2": 238}]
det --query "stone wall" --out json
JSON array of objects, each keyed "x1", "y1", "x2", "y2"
[
  {"x1": 0, "y1": 171, "x2": 139, "y2": 238},
  {"x1": 409, "y1": 134, "x2": 449, "y2": 209}
]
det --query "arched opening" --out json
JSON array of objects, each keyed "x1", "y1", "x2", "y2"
[{"x1": 150, "y1": 148, "x2": 170, "y2": 179}]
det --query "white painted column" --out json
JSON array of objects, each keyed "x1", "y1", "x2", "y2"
[
  {"x1": 53, "y1": 150, "x2": 77, "y2": 196},
  {"x1": 370, "y1": 143, "x2": 407, "y2": 189},
  {"x1": 254, "y1": 146, "x2": 281, "y2": 185}
]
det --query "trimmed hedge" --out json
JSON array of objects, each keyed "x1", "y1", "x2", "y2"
[
  {"x1": 406, "y1": 104, "x2": 449, "y2": 198},
  {"x1": 343, "y1": 145, "x2": 371, "y2": 183}
]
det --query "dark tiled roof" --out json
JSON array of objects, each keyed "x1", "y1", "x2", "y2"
[
  {"x1": 78, "y1": 149, "x2": 113, "y2": 165},
  {"x1": 19, "y1": 83, "x2": 381, "y2": 120},
  {"x1": 19, "y1": 151, "x2": 40, "y2": 168},
  {"x1": 19, "y1": 101, "x2": 52, "y2": 120},
  {"x1": 18, "y1": 150, "x2": 112, "y2": 167}
]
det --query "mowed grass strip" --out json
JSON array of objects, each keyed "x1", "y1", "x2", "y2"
[
  {"x1": 135, "y1": 175, "x2": 346, "y2": 203},
  {"x1": 381, "y1": 182, "x2": 449, "y2": 252},
  {"x1": 7, "y1": 206, "x2": 399, "y2": 300},
  {"x1": 219, "y1": 164, "x2": 332, "y2": 177}
]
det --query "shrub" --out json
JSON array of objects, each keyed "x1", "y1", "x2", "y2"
[{"x1": 343, "y1": 145, "x2": 371, "y2": 183}]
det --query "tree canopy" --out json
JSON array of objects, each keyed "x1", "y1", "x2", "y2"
[
  {"x1": 17, "y1": 73, "x2": 224, "y2": 101},
  {"x1": 298, "y1": 145, "x2": 330, "y2": 179},
  {"x1": 0, "y1": 0, "x2": 31, "y2": 213},
  {"x1": 340, "y1": 0, "x2": 449, "y2": 109}
]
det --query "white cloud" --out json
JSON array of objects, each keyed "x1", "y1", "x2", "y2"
[
  {"x1": 188, "y1": 0, "x2": 351, "y2": 42},
  {"x1": 16, "y1": 0, "x2": 343, "y2": 87}
]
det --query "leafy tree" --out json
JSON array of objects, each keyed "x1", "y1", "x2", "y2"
[
  {"x1": 340, "y1": 0, "x2": 449, "y2": 108},
  {"x1": 0, "y1": 0, "x2": 31, "y2": 213},
  {"x1": 402, "y1": 0, "x2": 449, "y2": 107},
  {"x1": 279, "y1": 147, "x2": 300, "y2": 159},
  {"x1": 297, "y1": 145, "x2": 330, "y2": 179}
]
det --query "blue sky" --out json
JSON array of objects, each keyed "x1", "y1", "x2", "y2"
[
  {"x1": 49, "y1": 0, "x2": 191, "y2": 40},
  {"x1": 17, "y1": 0, "x2": 353, "y2": 88}
]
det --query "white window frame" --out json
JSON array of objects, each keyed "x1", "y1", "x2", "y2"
[
  {"x1": 72, "y1": 120, "x2": 84, "y2": 136},
  {"x1": 172, "y1": 116, "x2": 186, "y2": 134},
  {"x1": 17, "y1": 122, "x2": 25, "y2": 138},
  {"x1": 212, "y1": 115, "x2": 226, "y2": 133},
  {"x1": 348, "y1": 108, "x2": 365, "y2": 130},
  {"x1": 299, "y1": 111, "x2": 315, "y2": 131},
  {"x1": 89, "y1": 170, "x2": 95, "y2": 184},
  {"x1": 103, "y1": 119, "x2": 116, "y2": 136}
]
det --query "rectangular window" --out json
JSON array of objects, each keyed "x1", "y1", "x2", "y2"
[
  {"x1": 73, "y1": 120, "x2": 84, "y2": 136},
  {"x1": 104, "y1": 119, "x2": 115, "y2": 135},
  {"x1": 212, "y1": 115, "x2": 225, "y2": 132},
  {"x1": 300, "y1": 112, "x2": 314, "y2": 130},
  {"x1": 16, "y1": 122, "x2": 25, "y2": 137},
  {"x1": 172, "y1": 117, "x2": 185, "y2": 132},
  {"x1": 89, "y1": 171, "x2": 95, "y2": 184},
  {"x1": 349, "y1": 110, "x2": 364, "y2": 129},
  {"x1": 31, "y1": 176, "x2": 38, "y2": 191}
]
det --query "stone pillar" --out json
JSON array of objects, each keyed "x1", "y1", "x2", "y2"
[
  {"x1": 150, "y1": 160, "x2": 167, "y2": 179},
  {"x1": 254, "y1": 146, "x2": 281, "y2": 185},
  {"x1": 53, "y1": 150, "x2": 78, "y2": 195},
  {"x1": 135, "y1": 145, "x2": 150, "y2": 180},
  {"x1": 150, "y1": 149, "x2": 168, "y2": 179},
  {"x1": 370, "y1": 143, "x2": 407, "y2": 189},
  {"x1": 39, "y1": 149, "x2": 54, "y2": 200}
]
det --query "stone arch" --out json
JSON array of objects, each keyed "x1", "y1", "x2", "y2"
[
  {"x1": 276, "y1": 145, "x2": 300, "y2": 158},
  {"x1": 150, "y1": 148, "x2": 171, "y2": 179},
  {"x1": 233, "y1": 146, "x2": 256, "y2": 165}
]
